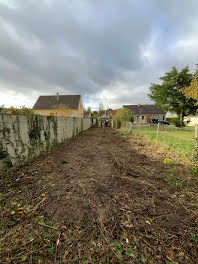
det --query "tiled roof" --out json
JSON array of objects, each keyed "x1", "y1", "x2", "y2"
[
  {"x1": 108, "y1": 110, "x2": 117, "y2": 115},
  {"x1": 123, "y1": 104, "x2": 165, "y2": 115},
  {"x1": 33, "y1": 95, "x2": 81, "y2": 110}
]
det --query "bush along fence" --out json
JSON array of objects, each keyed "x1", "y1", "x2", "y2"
[
  {"x1": 0, "y1": 114, "x2": 96, "y2": 169},
  {"x1": 112, "y1": 121, "x2": 198, "y2": 160}
]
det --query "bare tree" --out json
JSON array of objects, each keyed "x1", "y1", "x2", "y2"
[{"x1": 52, "y1": 103, "x2": 71, "y2": 117}]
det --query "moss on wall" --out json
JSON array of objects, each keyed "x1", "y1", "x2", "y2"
[
  {"x1": 0, "y1": 114, "x2": 95, "y2": 168},
  {"x1": 0, "y1": 142, "x2": 13, "y2": 168}
]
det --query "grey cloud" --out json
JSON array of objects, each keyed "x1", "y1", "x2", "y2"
[
  {"x1": 0, "y1": 0, "x2": 198, "y2": 108},
  {"x1": 0, "y1": 1, "x2": 154, "y2": 96}
]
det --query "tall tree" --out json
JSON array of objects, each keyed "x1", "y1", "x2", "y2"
[
  {"x1": 91, "y1": 111, "x2": 99, "y2": 118},
  {"x1": 99, "y1": 102, "x2": 105, "y2": 116},
  {"x1": 99, "y1": 102, "x2": 103, "y2": 112},
  {"x1": 184, "y1": 66, "x2": 198, "y2": 101},
  {"x1": 87, "y1": 106, "x2": 92, "y2": 115},
  {"x1": 148, "y1": 66, "x2": 198, "y2": 127}
]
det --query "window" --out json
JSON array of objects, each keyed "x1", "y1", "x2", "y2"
[{"x1": 142, "y1": 116, "x2": 144, "y2": 120}]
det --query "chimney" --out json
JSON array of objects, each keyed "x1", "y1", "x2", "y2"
[
  {"x1": 138, "y1": 104, "x2": 141, "y2": 108},
  {"x1": 57, "y1": 92, "x2": 59, "y2": 102}
]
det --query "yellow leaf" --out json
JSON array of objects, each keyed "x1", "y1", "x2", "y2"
[
  {"x1": 41, "y1": 193, "x2": 46, "y2": 197},
  {"x1": 17, "y1": 207, "x2": 25, "y2": 211}
]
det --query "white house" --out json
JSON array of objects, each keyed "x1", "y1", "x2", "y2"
[
  {"x1": 123, "y1": 104, "x2": 165, "y2": 124},
  {"x1": 184, "y1": 115, "x2": 198, "y2": 126}
]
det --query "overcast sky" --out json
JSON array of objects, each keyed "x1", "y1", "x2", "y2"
[{"x1": 0, "y1": 0, "x2": 198, "y2": 110}]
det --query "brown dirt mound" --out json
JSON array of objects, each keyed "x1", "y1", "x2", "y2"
[{"x1": 0, "y1": 127, "x2": 198, "y2": 263}]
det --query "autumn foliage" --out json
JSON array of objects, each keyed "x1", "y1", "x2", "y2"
[{"x1": 185, "y1": 70, "x2": 198, "y2": 101}]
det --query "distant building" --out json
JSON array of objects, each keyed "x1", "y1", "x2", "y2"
[
  {"x1": 108, "y1": 110, "x2": 117, "y2": 116},
  {"x1": 165, "y1": 111, "x2": 177, "y2": 119},
  {"x1": 101, "y1": 113, "x2": 110, "y2": 120},
  {"x1": 33, "y1": 94, "x2": 84, "y2": 118},
  {"x1": 184, "y1": 115, "x2": 198, "y2": 126},
  {"x1": 123, "y1": 104, "x2": 165, "y2": 124}
]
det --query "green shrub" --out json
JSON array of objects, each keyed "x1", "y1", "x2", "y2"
[{"x1": 112, "y1": 108, "x2": 132, "y2": 122}]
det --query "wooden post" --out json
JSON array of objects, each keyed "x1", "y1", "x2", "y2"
[
  {"x1": 102, "y1": 121, "x2": 105, "y2": 133},
  {"x1": 140, "y1": 121, "x2": 142, "y2": 130},
  {"x1": 194, "y1": 125, "x2": 198, "y2": 160},
  {"x1": 129, "y1": 122, "x2": 132, "y2": 133},
  {"x1": 157, "y1": 122, "x2": 160, "y2": 140}
]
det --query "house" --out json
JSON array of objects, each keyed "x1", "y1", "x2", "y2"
[
  {"x1": 101, "y1": 113, "x2": 110, "y2": 121},
  {"x1": 33, "y1": 93, "x2": 84, "y2": 118},
  {"x1": 108, "y1": 110, "x2": 117, "y2": 116},
  {"x1": 165, "y1": 111, "x2": 177, "y2": 119},
  {"x1": 184, "y1": 115, "x2": 198, "y2": 126},
  {"x1": 123, "y1": 104, "x2": 165, "y2": 124},
  {"x1": 98, "y1": 113, "x2": 111, "y2": 127}
]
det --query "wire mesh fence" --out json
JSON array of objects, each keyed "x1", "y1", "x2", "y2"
[{"x1": 116, "y1": 121, "x2": 198, "y2": 160}]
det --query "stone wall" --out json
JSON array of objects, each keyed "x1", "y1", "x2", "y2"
[{"x1": 0, "y1": 114, "x2": 96, "y2": 168}]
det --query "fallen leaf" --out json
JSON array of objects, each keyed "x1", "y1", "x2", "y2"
[
  {"x1": 62, "y1": 233, "x2": 67, "y2": 239},
  {"x1": 166, "y1": 251, "x2": 174, "y2": 261},
  {"x1": 56, "y1": 238, "x2": 60, "y2": 246},
  {"x1": 11, "y1": 201, "x2": 18, "y2": 206},
  {"x1": 17, "y1": 207, "x2": 25, "y2": 211},
  {"x1": 155, "y1": 255, "x2": 162, "y2": 260},
  {"x1": 178, "y1": 252, "x2": 185, "y2": 258},
  {"x1": 158, "y1": 246, "x2": 162, "y2": 252}
]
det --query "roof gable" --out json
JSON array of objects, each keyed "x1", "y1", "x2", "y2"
[
  {"x1": 33, "y1": 95, "x2": 81, "y2": 110},
  {"x1": 123, "y1": 104, "x2": 165, "y2": 115},
  {"x1": 108, "y1": 110, "x2": 117, "y2": 115}
]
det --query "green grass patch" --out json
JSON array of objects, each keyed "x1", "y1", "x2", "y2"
[{"x1": 122, "y1": 125, "x2": 195, "y2": 159}]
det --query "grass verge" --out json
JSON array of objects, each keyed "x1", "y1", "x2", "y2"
[{"x1": 120, "y1": 125, "x2": 195, "y2": 160}]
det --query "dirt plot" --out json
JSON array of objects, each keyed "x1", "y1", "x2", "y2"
[{"x1": 0, "y1": 127, "x2": 198, "y2": 263}]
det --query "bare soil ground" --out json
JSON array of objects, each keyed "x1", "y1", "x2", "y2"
[{"x1": 0, "y1": 127, "x2": 198, "y2": 263}]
